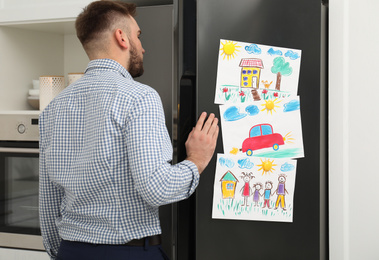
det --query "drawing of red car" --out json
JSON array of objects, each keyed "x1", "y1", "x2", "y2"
[{"x1": 242, "y1": 123, "x2": 284, "y2": 156}]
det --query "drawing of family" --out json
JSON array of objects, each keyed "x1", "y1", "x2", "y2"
[{"x1": 240, "y1": 173, "x2": 289, "y2": 211}]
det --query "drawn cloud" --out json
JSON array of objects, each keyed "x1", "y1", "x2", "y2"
[
  {"x1": 219, "y1": 157, "x2": 235, "y2": 168},
  {"x1": 245, "y1": 44, "x2": 261, "y2": 54},
  {"x1": 267, "y1": 48, "x2": 283, "y2": 56},
  {"x1": 281, "y1": 162, "x2": 295, "y2": 172},
  {"x1": 245, "y1": 105, "x2": 260, "y2": 116},
  {"x1": 283, "y1": 99, "x2": 300, "y2": 112},
  {"x1": 285, "y1": 50, "x2": 300, "y2": 60},
  {"x1": 238, "y1": 158, "x2": 254, "y2": 169},
  {"x1": 223, "y1": 106, "x2": 247, "y2": 121}
]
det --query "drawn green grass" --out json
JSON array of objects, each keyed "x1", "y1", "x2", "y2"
[
  {"x1": 217, "y1": 198, "x2": 293, "y2": 219},
  {"x1": 217, "y1": 85, "x2": 292, "y2": 103}
]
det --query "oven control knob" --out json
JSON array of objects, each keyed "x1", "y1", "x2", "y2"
[{"x1": 17, "y1": 124, "x2": 26, "y2": 134}]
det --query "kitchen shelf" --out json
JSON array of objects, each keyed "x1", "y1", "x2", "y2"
[
  {"x1": 1, "y1": 19, "x2": 77, "y2": 35},
  {"x1": 0, "y1": 0, "x2": 93, "y2": 111},
  {"x1": 0, "y1": 19, "x2": 88, "y2": 111}
]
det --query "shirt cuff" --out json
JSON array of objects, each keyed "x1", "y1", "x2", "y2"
[{"x1": 181, "y1": 160, "x2": 200, "y2": 196}]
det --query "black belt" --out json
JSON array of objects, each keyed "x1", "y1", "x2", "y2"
[{"x1": 125, "y1": 235, "x2": 161, "y2": 246}]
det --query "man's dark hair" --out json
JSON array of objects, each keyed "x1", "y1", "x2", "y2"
[{"x1": 75, "y1": 0, "x2": 136, "y2": 47}]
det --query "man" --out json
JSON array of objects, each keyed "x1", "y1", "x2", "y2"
[{"x1": 39, "y1": 1, "x2": 219, "y2": 259}]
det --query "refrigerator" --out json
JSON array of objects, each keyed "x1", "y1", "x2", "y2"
[{"x1": 134, "y1": 0, "x2": 327, "y2": 259}]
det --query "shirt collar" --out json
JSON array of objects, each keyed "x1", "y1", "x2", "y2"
[{"x1": 85, "y1": 59, "x2": 133, "y2": 81}]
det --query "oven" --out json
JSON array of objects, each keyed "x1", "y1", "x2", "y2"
[{"x1": 0, "y1": 111, "x2": 44, "y2": 250}]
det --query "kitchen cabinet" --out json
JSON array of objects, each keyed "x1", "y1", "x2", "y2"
[
  {"x1": 0, "y1": 247, "x2": 48, "y2": 260},
  {"x1": 0, "y1": 0, "x2": 92, "y2": 24},
  {"x1": 0, "y1": 0, "x2": 93, "y2": 111},
  {"x1": 0, "y1": 16, "x2": 89, "y2": 110}
]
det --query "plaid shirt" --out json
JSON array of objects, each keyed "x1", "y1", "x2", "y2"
[{"x1": 39, "y1": 59, "x2": 199, "y2": 259}]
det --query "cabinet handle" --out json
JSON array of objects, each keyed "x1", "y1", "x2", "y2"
[{"x1": 0, "y1": 147, "x2": 39, "y2": 154}]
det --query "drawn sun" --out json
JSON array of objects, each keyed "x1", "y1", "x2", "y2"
[
  {"x1": 257, "y1": 158, "x2": 277, "y2": 175},
  {"x1": 261, "y1": 98, "x2": 282, "y2": 114},
  {"x1": 283, "y1": 132, "x2": 295, "y2": 144},
  {"x1": 220, "y1": 40, "x2": 241, "y2": 60}
]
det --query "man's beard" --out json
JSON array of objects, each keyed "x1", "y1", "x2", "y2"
[{"x1": 128, "y1": 40, "x2": 144, "y2": 78}]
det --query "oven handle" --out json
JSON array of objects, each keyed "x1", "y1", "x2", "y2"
[{"x1": 0, "y1": 147, "x2": 39, "y2": 154}]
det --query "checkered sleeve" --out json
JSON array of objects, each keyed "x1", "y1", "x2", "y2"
[
  {"x1": 39, "y1": 118, "x2": 62, "y2": 259},
  {"x1": 126, "y1": 90, "x2": 200, "y2": 207}
]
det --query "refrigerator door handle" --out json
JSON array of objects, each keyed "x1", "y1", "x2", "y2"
[
  {"x1": 176, "y1": 72, "x2": 197, "y2": 260},
  {"x1": 177, "y1": 72, "x2": 196, "y2": 161}
]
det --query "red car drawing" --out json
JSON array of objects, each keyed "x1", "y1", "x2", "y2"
[{"x1": 242, "y1": 123, "x2": 284, "y2": 156}]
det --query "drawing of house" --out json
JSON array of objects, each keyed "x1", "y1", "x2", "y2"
[
  {"x1": 239, "y1": 58, "x2": 264, "y2": 89},
  {"x1": 220, "y1": 170, "x2": 239, "y2": 199}
]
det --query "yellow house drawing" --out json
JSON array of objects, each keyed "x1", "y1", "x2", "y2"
[
  {"x1": 239, "y1": 58, "x2": 264, "y2": 89},
  {"x1": 220, "y1": 171, "x2": 239, "y2": 199}
]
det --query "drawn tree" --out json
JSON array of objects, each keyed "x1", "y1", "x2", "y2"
[{"x1": 271, "y1": 57, "x2": 293, "y2": 91}]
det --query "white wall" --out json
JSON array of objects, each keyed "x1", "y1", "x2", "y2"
[
  {"x1": 329, "y1": 0, "x2": 379, "y2": 259},
  {"x1": 63, "y1": 34, "x2": 89, "y2": 77}
]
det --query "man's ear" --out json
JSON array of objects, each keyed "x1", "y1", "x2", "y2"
[{"x1": 115, "y1": 29, "x2": 128, "y2": 49}]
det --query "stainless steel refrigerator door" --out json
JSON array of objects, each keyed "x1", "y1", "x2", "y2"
[{"x1": 196, "y1": 0, "x2": 325, "y2": 259}]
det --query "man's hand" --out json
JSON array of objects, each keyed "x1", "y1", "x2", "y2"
[{"x1": 185, "y1": 112, "x2": 219, "y2": 174}]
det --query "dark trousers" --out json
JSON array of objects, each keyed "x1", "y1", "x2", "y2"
[{"x1": 57, "y1": 239, "x2": 170, "y2": 260}]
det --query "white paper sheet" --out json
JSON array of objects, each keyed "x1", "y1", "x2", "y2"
[
  {"x1": 215, "y1": 39, "x2": 302, "y2": 104},
  {"x1": 212, "y1": 154, "x2": 297, "y2": 222},
  {"x1": 219, "y1": 96, "x2": 304, "y2": 159}
]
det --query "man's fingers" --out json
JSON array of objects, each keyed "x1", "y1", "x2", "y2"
[
  {"x1": 185, "y1": 112, "x2": 219, "y2": 174},
  {"x1": 202, "y1": 113, "x2": 215, "y2": 132},
  {"x1": 206, "y1": 116, "x2": 218, "y2": 135},
  {"x1": 195, "y1": 112, "x2": 207, "y2": 131},
  {"x1": 194, "y1": 112, "x2": 219, "y2": 136},
  {"x1": 211, "y1": 120, "x2": 219, "y2": 138}
]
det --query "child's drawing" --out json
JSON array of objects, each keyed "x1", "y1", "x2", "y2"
[
  {"x1": 220, "y1": 170, "x2": 239, "y2": 199},
  {"x1": 252, "y1": 182, "x2": 263, "y2": 207},
  {"x1": 242, "y1": 123, "x2": 284, "y2": 156},
  {"x1": 215, "y1": 39, "x2": 301, "y2": 104},
  {"x1": 212, "y1": 154, "x2": 297, "y2": 222},
  {"x1": 273, "y1": 174, "x2": 289, "y2": 210},
  {"x1": 257, "y1": 158, "x2": 277, "y2": 175},
  {"x1": 262, "y1": 181, "x2": 274, "y2": 209},
  {"x1": 220, "y1": 96, "x2": 304, "y2": 159},
  {"x1": 240, "y1": 172, "x2": 254, "y2": 206},
  {"x1": 240, "y1": 58, "x2": 264, "y2": 89}
]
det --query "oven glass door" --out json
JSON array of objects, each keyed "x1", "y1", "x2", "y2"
[{"x1": 0, "y1": 143, "x2": 40, "y2": 236}]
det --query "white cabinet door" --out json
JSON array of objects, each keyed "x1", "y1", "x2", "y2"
[
  {"x1": 0, "y1": 0, "x2": 92, "y2": 24},
  {"x1": 0, "y1": 247, "x2": 49, "y2": 260}
]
